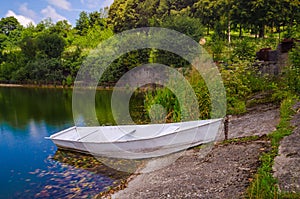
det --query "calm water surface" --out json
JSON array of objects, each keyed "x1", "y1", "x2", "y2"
[{"x1": 0, "y1": 87, "x2": 145, "y2": 198}]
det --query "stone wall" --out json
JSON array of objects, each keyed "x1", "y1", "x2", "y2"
[{"x1": 254, "y1": 39, "x2": 299, "y2": 75}]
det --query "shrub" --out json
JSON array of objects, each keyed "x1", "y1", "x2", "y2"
[{"x1": 231, "y1": 39, "x2": 256, "y2": 61}]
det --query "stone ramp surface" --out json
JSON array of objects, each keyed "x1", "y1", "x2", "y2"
[
  {"x1": 273, "y1": 102, "x2": 300, "y2": 193},
  {"x1": 228, "y1": 103, "x2": 280, "y2": 139},
  {"x1": 112, "y1": 141, "x2": 270, "y2": 199}
]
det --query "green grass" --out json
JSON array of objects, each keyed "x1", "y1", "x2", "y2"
[
  {"x1": 279, "y1": 192, "x2": 300, "y2": 199},
  {"x1": 221, "y1": 135, "x2": 263, "y2": 145},
  {"x1": 245, "y1": 95, "x2": 298, "y2": 199}
]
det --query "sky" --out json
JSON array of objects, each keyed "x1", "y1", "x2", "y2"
[{"x1": 0, "y1": 0, "x2": 114, "y2": 27}]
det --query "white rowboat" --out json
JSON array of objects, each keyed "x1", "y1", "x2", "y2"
[{"x1": 46, "y1": 119, "x2": 222, "y2": 159}]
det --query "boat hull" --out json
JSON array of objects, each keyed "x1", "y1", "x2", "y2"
[{"x1": 49, "y1": 119, "x2": 222, "y2": 159}]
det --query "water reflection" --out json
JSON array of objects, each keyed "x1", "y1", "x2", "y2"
[
  {"x1": 0, "y1": 87, "x2": 146, "y2": 198},
  {"x1": 0, "y1": 87, "x2": 73, "y2": 129}
]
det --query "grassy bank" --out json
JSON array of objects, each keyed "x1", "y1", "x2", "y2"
[{"x1": 246, "y1": 95, "x2": 299, "y2": 199}]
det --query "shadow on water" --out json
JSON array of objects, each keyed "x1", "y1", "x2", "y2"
[{"x1": 52, "y1": 149, "x2": 136, "y2": 180}]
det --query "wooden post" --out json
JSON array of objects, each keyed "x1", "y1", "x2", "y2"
[{"x1": 224, "y1": 115, "x2": 229, "y2": 140}]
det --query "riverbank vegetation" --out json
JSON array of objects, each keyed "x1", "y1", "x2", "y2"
[{"x1": 0, "y1": 0, "x2": 299, "y2": 116}]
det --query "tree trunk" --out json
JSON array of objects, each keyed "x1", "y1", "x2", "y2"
[
  {"x1": 239, "y1": 24, "x2": 242, "y2": 37},
  {"x1": 278, "y1": 25, "x2": 281, "y2": 41},
  {"x1": 227, "y1": 13, "x2": 231, "y2": 43},
  {"x1": 259, "y1": 25, "x2": 265, "y2": 38},
  {"x1": 271, "y1": 22, "x2": 274, "y2": 34},
  {"x1": 207, "y1": 24, "x2": 210, "y2": 35}
]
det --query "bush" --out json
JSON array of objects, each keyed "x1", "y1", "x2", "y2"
[
  {"x1": 231, "y1": 39, "x2": 256, "y2": 61},
  {"x1": 285, "y1": 43, "x2": 300, "y2": 94},
  {"x1": 144, "y1": 68, "x2": 211, "y2": 122}
]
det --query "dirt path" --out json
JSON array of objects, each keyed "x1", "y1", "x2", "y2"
[{"x1": 105, "y1": 104, "x2": 280, "y2": 199}]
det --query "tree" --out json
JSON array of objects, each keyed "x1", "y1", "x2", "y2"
[
  {"x1": 89, "y1": 11, "x2": 106, "y2": 28},
  {"x1": 107, "y1": 0, "x2": 198, "y2": 33},
  {"x1": 49, "y1": 20, "x2": 72, "y2": 38},
  {"x1": 192, "y1": 0, "x2": 222, "y2": 35},
  {"x1": 20, "y1": 36, "x2": 37, "y2": 59},
  {"x1": 231, "y1": 0, "x2": 250, "y2": 37},
  {"x1": 36, "y1": 33, "x2": 66, "y2": 58},
  {"x1": 36, "y1": 18, "x2": 54, "y2": 32},
  {"x1": 0, "y1": 34, "x2": 7, "y2": 53},
  {"x1": 76, "y1": 11, "x2": 90, "y2": 35},
  {"x1": 107, "y1": 0, "x2": 132, "y2": 32},
  {"x1": 0, "y1": 16, "x2": 21, "y2": 35},
  {"x1": 161, "y1": 15, "x2": 204, "y2": 41}
]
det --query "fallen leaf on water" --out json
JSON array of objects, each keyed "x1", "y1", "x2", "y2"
[{"x1": 44, "y1": 185, "x2": 53, "y2": 189}]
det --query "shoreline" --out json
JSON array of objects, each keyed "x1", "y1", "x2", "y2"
[
  {"x1": 0, "y1": 83, "x2": 158, "y2": 92},
  {"x1": 0, "y1": 83, "x2": 113, "y2": 90},
  {"x1": 0, "y1": 83, "x2": 70, "y2": 89}
]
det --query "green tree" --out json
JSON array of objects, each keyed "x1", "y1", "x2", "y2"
[
  {"x1": 0, "y1": 34, "x2": 7, "y2": 61},
  {"x1": 0, "y1": 16, "x2": 21, "y2": 35},
  {"x1": 161, "y1": 15, "x2": 204, "y2": 41},
  {"x1": 20, "y1": 36, "x2": 37, "y2": 59},
  {"x1": 36, "y1": 33, "x2": 66, "y2": 58},
  {"x1": 89, "y1": 11, "x2": 106, "y2": 28},
  {"x1": 49, "y1": 20, "x2": 72, "y2": 38},
  {"x1": 193, "y1": 0, "x2": 221, "y2": 35},
  {"x1": 231, "y1": 0, "x2": 250, "y2": 37},
  {"x1": 36, "y1": 18, "x2": 54, "y2": 32},
  {"x1": 76, "y1": 11, "x2": 90, "y2": 35}
]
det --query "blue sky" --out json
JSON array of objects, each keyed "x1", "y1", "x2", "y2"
[{"x1": 0, "y1": 0, "x2": 114, "y2": 26}]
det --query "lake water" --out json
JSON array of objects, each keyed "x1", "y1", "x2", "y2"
[{"x1": 0, "y1": 87, "x2": 146, "y2": 198}]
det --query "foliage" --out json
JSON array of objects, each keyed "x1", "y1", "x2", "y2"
[
  {"x1": 210, "y1": 39, "x2": 224, "y2": 61},
  {"x1": 160, "y1": 15, "x2": 204, "y2": 41},
  {"x1": 36, "y1": 33, "x2": 66, "y2": 58},
  {"x1": 284, "y1": 43, "x2": 300, "y2": 94},
  {"x1": 220, "y1": 62, "x2": 252, "y2": 114},
  {"x1": 231, "y1": 39, "x2": 255, "y2": 61},
  {"x1": 100, "y1": 49, "x2": 150, "y2": 84},
  {"x1": 73, "y1": 26, "x2": 113, "y2": 49},
  {"x1": 145, "y1": 88, "x2": 181, "y2": 122},
  {"x1": 20, "y1": 36, "x2": 37, "y2": 59},
  {"x1": 75, "y1": 10, "x2": 108, "y2": 36},
  {"x1": 144, "y1": 68, "x2": 211, "y2": 122},
  {"x1": 107, "y1": 0, "x2": 199, "y2": 33},
  {"x1": 0, "y1": 10, "x2": 110, "y2": 85},
  {"x1": 0, "y1": 1, "x2": 299, "y2": 87},
  {"x1": 0, "y1": 16, "x2": 21, "y2": 35},
  {"x1": 149, "y1": 15, "x2": 205, "y2": 69}
]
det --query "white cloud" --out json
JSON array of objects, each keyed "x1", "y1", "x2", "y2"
[
  {"x1": 81, "y1": 0, "x2": 114, "y2": 9},
  {"x1": 41, "y1": 6, "x2": 67, "y2": 22},
  {"x1": 48, "y1": 0, "x2": 71, "y2": 10},
  {"x1": 103, "y1": 0, "x2": 114, "y2": 7},
  {"x1": 19, "y1": 3, "x2": 37, "y2": 19},
  {"x1": 5, "y1": 10, "x2": 35, "y2": 26}
]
